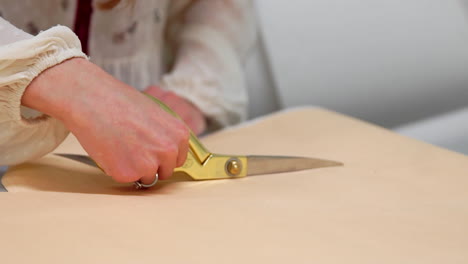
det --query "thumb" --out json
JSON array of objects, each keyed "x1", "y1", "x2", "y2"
[{"x1": 144, "y1": 85, "x2": 166, "y2": 99}]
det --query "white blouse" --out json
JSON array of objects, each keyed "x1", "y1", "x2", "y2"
[{"x1": 0, "y1": 0, "x2": 256, "y2": 165}]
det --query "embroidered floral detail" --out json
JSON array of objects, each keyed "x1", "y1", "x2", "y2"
[
  {"x1": 112, "y1": 31, "x2": 126, "y2": 44},
  {"x1": 127, "y1": 21, "x2": 138, "y2": 34},
  {"x1": 26, "y1": 22, "x2": 39, "y2": 35},
  {"x1": 61, "y1": 0, "x2": 69, "y2": 11},
  {"x1": 112, "y1": 21, "x2": 138, "y2": 44},
  {"x1": 154, "y1": 8, "x2": 161, "y2": 23}
]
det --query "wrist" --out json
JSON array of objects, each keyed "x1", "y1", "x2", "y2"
[{"x1": 22, "y1": 58, "x2": 108, "y2": 123}]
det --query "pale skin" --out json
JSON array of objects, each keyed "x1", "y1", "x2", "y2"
[
  {"x1": 22, "y1": 58, "x2": 191, "y2": 184},
  {"x1": 144, "y1": 86, "x2": 207, "y2": 135}
]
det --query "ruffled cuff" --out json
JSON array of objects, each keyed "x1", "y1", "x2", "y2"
[
  {"x1": 0, "y1": 25, "x2": 87, "y2": 165},
  {"x1": 0, "y1": 25, "x2": 88, "y2": 122}
]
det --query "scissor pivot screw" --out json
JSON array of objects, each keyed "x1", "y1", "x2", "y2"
[{"x1": 226, "y1": 158, "x2": 242, "y2": 177}]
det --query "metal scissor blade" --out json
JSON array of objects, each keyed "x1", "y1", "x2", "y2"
[
  {"x1": 246, "y1": 155, "x2": 342, "y2": 176},
  {"x1": 54, "y1": 153, "x2": 99, "y2": 168}
]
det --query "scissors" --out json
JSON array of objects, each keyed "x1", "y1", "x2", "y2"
[{"x1": 56, "y1": 94, "x2": 342, "y2": 189}]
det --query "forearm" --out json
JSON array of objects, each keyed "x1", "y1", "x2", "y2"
[
  {"x1": 23, "y1": 58, "x2": 84, "y2": 122},
  {"x1": 22, "y1": 58, "x2": 116, "y2": 124}
]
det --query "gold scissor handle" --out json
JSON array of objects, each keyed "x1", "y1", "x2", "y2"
[
  {"x1": 143, "y1": 93, "x2": 211, "y2": 164},
  {"x1": 143, "y1": 93, "x2": 247, "y2": 181},
  {"x1": 173, "y1": 153, "x2": 247, "y2": 180}
]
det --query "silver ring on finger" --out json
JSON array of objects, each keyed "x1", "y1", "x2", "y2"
[{"x1": 134, "y1": 173, "x2": 159, "y2": 189}]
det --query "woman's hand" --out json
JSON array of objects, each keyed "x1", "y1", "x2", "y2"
[
  {"x1": 22, "y1": 58, "x2": 190, "y2": 184},
  {"x1": 145, "y1": 86, "x2": 207, "y2": 135}
]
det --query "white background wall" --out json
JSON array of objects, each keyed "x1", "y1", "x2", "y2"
[
  {"x1": 252, "y1": 0, "x2": 468, "y2": 127},
  {"x1": 245, "y1": 34, "x2": 280, "y2": 119}
]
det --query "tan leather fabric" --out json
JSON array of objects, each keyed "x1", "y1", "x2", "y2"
[{"x1": 1, "y1": 108, "x2": 467, "y2": 263}]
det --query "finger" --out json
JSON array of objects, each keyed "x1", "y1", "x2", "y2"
[
  {"x1": 193, "y1": 115, "x2": 207, "y2": 135},
  {"x1": 139, "y1": 166, "x2": 159, "y2": 185},
  {"x1": 185, "y1": 111, "x2": 202, "y2": 135},
  {"x1": 145, "y1": 86, "x2": 166, "y2": 99},
  {"x1": 157, "y1": 152, "x2": 177, "y2": 180},
  {"x1": 160, "y1": 91, "x2": 183, "y2": 109},
  {"x1": 176, "y1": 133, "x2": 190, "y2": 167},
  {"x1": 183, "y1": 106, "x2": 206, "y2": 135},
  {"x1": 184, "y1": 119, "x2": 198, "y2": 135},
  {"x1": 107, "y1": 163, "x2": 142, "y2": 183}
]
